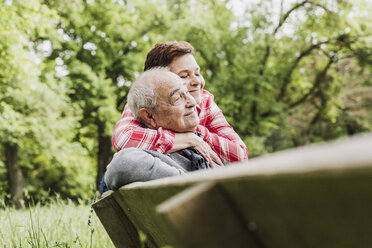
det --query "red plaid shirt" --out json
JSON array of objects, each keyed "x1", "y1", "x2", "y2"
[{"x1": 112, "y1": 90, "x2": 248, "y2": 164}]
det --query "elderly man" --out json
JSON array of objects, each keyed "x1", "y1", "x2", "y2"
[{"x1": 104, "y1": 68, "x2": 222, "y2": 190}]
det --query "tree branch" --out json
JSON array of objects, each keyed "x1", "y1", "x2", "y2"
[
  {"x1": 277, "y1": 40, "x2": 330, "y2": 102},
  {"x1": 116, "y1": 91, "x2": 128, "y2": 110},
  {"x1": 287, "y1": 56, "x2": 334, "y2": 109},
  {"x1": 260, "y1": 0, "x2": 315, "y2": 77},
  {"x1": 274, "y1": 0, "x2": 309, "y2": 35},
  {"x1": 253, "y1": 1, "x2": 325, "y2": 123}
]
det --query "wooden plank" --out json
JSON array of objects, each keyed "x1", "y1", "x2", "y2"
[
  {"x1": 118, "y1": 165, "x2": 372, "y2": 248},
  {"x1": 121, "y1": 132, "x2": 372, "y2": 189},
  {"x1": 156, "y1": 182, "x2": 262, "y2": 248},
  {"x1": 92, "y1": 191, "x2": 141, "y2": 248},
  {"x1": 113, "y1": 133, "x2": 372, "y2": 248},
  {"x1": 218, "y1": 166, "x2": 372, "y2": 248},
  {"x1": 93, "y1": 133, "x2": 372, "y2": 247},
  {"x1": 114, "y1": 184, "x2": 190, "y2": 247}
]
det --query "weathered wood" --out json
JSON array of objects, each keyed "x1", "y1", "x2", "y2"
[
  {"x1": 94, "y1": 133, "x2": 372, "y2": 248},
  {"x1": 122, "y1": 132, "x2": 372, "y2": 188},
  {"x1": 114, "y1": 184, "x2": 190, "y2": 247},
  {"x1": 92, "y1": 191, "x2": 141, "y2": 248},
  {"x1": 157, "y1": 182, "x2": 262, "y2": 248},
  {"x1": 119, "y1": 166, "x2": 372, "y2": 248},
  {"x1": 217, "y1": 166, "x2": 372, "y2": 248}
]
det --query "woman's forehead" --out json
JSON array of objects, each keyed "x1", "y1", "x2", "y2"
[{"x1": 170, "y1": 54, "x2": 199, "y2": 72}]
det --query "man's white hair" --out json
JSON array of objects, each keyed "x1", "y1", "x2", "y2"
[{"x1": 127, "y1": 67, "x2": 170, "y2": 123}]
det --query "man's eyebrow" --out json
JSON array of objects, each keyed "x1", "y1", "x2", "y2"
[{"x1": 169, "y1": 87, "x2": 180, "y2": 100}]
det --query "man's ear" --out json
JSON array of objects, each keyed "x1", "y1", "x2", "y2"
[{"x1": 138, "y1": 108, "x2": 157, "y2": 129}]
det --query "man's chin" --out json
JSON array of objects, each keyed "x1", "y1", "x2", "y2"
[
  {"x1": 179, "y1": 126, "x2": 197, "y2": 133},
  {"x1": 188, "y1": 127, "x2": 197, "y2": 133}
]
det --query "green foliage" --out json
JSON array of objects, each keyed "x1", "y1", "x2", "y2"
[
  {"x1": 1, "y1": 0, "x2": 372, "y2": 204},
  {"x1": 0, "y1": 0, "x2": 94, "y2": 203}
]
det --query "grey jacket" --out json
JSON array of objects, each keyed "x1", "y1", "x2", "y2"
[{"x1": 104, "y1": 148, "x2": 201, "y2": 190}]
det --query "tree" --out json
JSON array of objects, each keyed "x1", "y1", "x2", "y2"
[
  {"x1": 166, "y1": 0, "x2": 372, "y2": 156},
  {"x1": 0, "y1": 0, "x2": 93, "y2": 208},
  {"x1": 2, "y1": 0, "x2": 370, "y2": 205}
]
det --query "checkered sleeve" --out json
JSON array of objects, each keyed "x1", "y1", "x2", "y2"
[
  {"x1": 112, "y1": 104, "x2": 175, "y2": 153},
  {"x1": 196, "y1": 91, "x2": 248, "y2": 164}
]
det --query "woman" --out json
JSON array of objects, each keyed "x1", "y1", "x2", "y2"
[{"x1": 112, "y1": 41, "x2": 248, "y2": 165}]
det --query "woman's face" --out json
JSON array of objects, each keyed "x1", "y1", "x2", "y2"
[{"x1": 169, "y1": 54, "x2": 205, "y2": 105}]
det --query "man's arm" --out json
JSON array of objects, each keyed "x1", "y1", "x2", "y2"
[
  {"x1": 112, "y1": 105, "x2": 222, "y2": 166},
  {"x1": 105, "y1": 148, "x2": 187, "y2": 190}
]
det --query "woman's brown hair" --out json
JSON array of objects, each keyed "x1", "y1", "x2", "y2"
[{"x1": 144, "y1": 41, "x2": 194, "y2": 71}]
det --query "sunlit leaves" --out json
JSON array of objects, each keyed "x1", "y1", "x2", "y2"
[{"x1": 0, "y1": 0, "x2": 94, "y2": 201}]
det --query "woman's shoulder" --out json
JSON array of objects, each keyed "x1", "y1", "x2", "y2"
[
  {"x1": 198, "y1": 90, "x2": 218, "y2": 119},
  {"x1": 200, "y1": 89, "x2": 215, "y2": 105}
]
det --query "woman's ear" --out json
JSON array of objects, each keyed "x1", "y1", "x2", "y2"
[{"x1": 138, "y1": 108, "x2": 157, "y2": 129}]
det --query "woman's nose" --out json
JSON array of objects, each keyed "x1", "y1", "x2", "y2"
[{"x1": 189, "y1": 75, "x2": 201, "y2": 86}]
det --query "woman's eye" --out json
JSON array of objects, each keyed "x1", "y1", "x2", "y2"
[{"x1": 180, "y1": 74, "x2": 188, "y2": 78}]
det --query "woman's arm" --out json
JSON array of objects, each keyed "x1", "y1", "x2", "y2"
[
  {"x1": 112, "y1": 105, "x2": 175, "y2": 153},
  {"x1": 168, "y1": 132, "x2": 223, "y2": 166},
  {"x1": 197, "y1": 91, "x2": 248, "y2": 164},
  {"x1": 112, "y1": 104, "x2": 224, "y2": 166},
  {"x1": 112, "y1": 94, "x2": 248, "y2": 165}
]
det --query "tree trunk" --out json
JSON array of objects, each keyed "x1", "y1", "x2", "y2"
[
  {"x1": 4, "y1": 143, "x2": 24, "y2": 209},
  {"x1": 96, "y1": 121, "x2": 114, "y2": 190}
]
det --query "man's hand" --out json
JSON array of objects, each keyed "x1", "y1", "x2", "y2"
[{"x1": 168, "y1": 133, "x2": 224, "y2": 167}]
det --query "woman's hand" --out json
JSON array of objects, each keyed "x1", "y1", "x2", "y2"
[{"x1": 168, "y1": 133, "x2": 224, "y2": 167}]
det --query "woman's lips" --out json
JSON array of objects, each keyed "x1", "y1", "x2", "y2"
[{"x1": 188, "y1": 89, "x2": 200, "y2": 93}]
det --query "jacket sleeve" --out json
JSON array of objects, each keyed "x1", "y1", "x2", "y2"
[
  {"x1": 196, "y1": 92, "x2": 248, "y2": 164},
  {"x1": 105, "y1": 148, "x2": 187, "y2": 190},
  {"x1": 112, "y1": 104, "x2": 175, "y2": 153}
]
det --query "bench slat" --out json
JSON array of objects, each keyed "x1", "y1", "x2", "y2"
[
  {"x1": 157, "y1": 182, "x2": 262, "y2": 248},
  {"x1": 94, "y1": 133, "x2": 372, "y2": 248},
  {"x1": 114, "y1": 185, "x2": 190, "y2": 246},
  {"x1": 92, "y1": 191, "x2": 141, "y2": 248}
]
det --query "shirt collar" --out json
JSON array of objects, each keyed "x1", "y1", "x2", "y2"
[{"x1": 196, "y1": 104, "x2": 201, "y2": 115}]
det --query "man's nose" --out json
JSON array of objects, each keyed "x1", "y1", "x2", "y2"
[{"x1": 185, "y1": 93, "x2": 196, "y2": 107}]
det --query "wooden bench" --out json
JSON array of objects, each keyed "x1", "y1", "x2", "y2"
[{"x1": 93, "y1": 133, "x2": 372, "y2": 248}]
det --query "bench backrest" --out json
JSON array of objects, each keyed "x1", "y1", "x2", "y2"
[{"x1": 93, "y1": 133, "x2": 372, "y2": 248}]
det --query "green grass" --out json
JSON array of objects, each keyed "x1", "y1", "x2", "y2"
[{"x1": 0, "y1": 197, "x2": 114, "y2": 248}]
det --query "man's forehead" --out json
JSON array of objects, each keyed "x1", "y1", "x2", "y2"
[{"x1": 156, "y1": 73, "x2": 183, "y2": 89}]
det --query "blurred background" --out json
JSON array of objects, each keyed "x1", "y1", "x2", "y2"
[{"x1": 1, "y1": 0, "x2": 371, "y2": 209}]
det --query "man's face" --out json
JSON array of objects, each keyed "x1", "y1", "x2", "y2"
[{"x1": 152, "y1": 73, "x2": 199, "y2": 133}]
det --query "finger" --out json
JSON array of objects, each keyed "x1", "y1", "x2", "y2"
[
  {"x1": 193, "y1": 146, "x2": 212, "y2": 167},
  {"x1": 206, "y1": 155, "x2": 214, "y2": 168},
  {"x1": 211, "y1": 153, "x2": 224, "y2": 167},
  {"x1": 202, "y1": 147, "x2": 221, "y2": 167}
]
